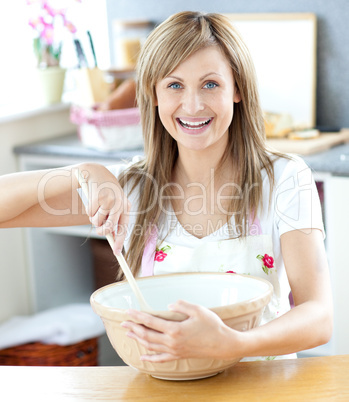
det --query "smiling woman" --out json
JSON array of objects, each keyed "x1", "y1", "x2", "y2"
[
  {"x1": 0, "y1": 11, "x2": 333, "y2": 368},
  {"x1": 155, "y1": 46, "x2": 240, "y2": 154}
]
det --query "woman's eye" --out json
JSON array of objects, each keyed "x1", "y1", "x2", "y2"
[
  {"x1": 169, "y1": 83, "x2": 182, "y2": 89},
  {"x1": 204, "y1": 82, "x2": 218, "y2": 89}
]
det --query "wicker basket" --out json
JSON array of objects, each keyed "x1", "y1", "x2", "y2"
[
  {"x1": 70, "y1": 105, "x2": 143, "y2": 152},
  {"x1": 0, "y1": 337, "x2": 98, "y2": 366}
]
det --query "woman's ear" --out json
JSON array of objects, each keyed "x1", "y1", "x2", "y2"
[{"x1": 234, "y1": 86, "x2": 241, "y2": 103}]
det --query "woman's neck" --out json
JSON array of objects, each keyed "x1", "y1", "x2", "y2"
[{"x1": 173, "y1": 150, "x2": 234, "y2": 187}]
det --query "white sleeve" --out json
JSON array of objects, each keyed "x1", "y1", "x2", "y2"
[
  {"x1": 273, "y1": 156, "x2": 325, "y2": 237},
  {"x1": 107, "y1": 155, "x2": 144, "y2": 181}
]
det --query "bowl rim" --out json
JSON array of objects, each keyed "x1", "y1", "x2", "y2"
[{"x1": 90, "y1": 272, "x2": 274, "y2": 321}]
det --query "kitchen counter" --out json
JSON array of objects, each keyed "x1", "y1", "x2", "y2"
[
  {"x1": 1, "y1": 355, "x2": 348, "y2": 401},
  {"x1": 302, "y1": 142, "x2": 349, "y2": 176},
  {"x1": 13, "y1": 133, "x2": 349, "y2": 175},
  {"x1": 13, "y1": 133, "x2": 143, "y2": 163}
]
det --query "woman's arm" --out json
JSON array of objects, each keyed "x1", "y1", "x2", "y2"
[
  {"x1": 0, "y1": 162, "x2": 130, "y2": 253},
  {"x1": 0, "y1": 165, "x2": 86, "y2": 228},
  {"x1": 121, "y1": 228, "x2": 333, "y2": 362},
  {"x1": 235, "y1": 228, "x2": 333, "y2": 357}
]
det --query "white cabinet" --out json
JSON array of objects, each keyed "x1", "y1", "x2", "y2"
[
  {"x1": 322, "y1": 175, "x2": 349, "y2": 355},
  {"x1": 297, "y1": 172, "x2": 349, "y2": 357}
]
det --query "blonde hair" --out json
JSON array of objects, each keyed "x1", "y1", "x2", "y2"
[{"x1": 118, "y1": 11, "x2": 279, "y2": 278}]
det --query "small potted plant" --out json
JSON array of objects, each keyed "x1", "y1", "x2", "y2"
[{"x1": 26, "y1": 0, "x2": 81, "y2": 103}]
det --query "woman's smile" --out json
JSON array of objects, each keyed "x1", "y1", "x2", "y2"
[
  {"x1": 155, "y1": 45, "x2": 241, "y2": 153},
  {"x1": 176, "y1": 117, "x2": 214, "y2": 134}
]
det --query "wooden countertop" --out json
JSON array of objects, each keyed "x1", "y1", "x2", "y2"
[{"x1": 1, "y1": 355, "x2": 348, "y2": 401}]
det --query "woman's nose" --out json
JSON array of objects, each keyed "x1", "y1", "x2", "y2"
[{"x1": 181, "y1": 89, "x2": 204, "y2": 114}]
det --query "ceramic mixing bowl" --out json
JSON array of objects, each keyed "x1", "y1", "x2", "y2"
[{"x1": 90, "y1": 272, "x2": 273, "y2": 380}]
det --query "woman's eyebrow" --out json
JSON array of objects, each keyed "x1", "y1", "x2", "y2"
[{"x1": 164, "y1": 72, "x2": 223, "y2": 81}]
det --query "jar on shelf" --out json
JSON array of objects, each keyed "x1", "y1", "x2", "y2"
[{"x1": 113, "y1": 20, "x2": 154, "y2": 70}]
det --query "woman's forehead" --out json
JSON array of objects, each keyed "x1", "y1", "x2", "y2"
[{"x1": 161, "y1": 45, "x2": 231, "y2": 78}]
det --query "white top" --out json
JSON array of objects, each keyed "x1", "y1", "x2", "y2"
[
  {"x1": 108, "y1": 154, "x2": 324, "y2": 361},
  {"x1": 108, "y1": 154, "x2": 324, "y2": 263}
]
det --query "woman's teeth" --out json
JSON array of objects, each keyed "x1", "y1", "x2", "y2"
[{"x1": 178, "y1": 118, "x2": 211, "y2": 129}]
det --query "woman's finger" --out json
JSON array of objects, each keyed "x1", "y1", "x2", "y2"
[
  {"x1": 89, "y1": 207, "x2": 109, "y2": 229},
  {"x1": 125, "y1": 309, "x2": 178, "y2": 334},
  {"x1": 123, "y1": 323, "x2": 172, "y2": 353},
  {"x1": 168, "y1": 299, "x2": 203, "y2": 317}
]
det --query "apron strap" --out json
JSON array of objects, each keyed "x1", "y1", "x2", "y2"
[
  {"x1": 141, "y1": 225, "x2": 158, "y2": 277},
  {"x1": 249, "y1": 212, "x2": 262, "y2": 236}
]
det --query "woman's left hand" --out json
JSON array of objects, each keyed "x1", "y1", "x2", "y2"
[{"x1": 121, "y1": 300, "x2": 238, "y2": 363}]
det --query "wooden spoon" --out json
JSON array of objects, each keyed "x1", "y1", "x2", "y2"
[{"x1": 75, "y1": 169, "x2": 154, "y2": 313}]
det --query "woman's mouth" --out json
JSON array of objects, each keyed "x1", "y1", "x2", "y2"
[{"x1": 176, "y1": 118, "x2": 213, "y2": 131}]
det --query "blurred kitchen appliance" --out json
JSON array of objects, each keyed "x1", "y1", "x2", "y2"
[{"x1": 113, "y1": 20, "x2": 154, "y2": 69}]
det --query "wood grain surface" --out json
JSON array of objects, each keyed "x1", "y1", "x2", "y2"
[
  {"x1": 267, "y1": 129, "x2": 349, "y2": 155},
  {"x1": 1, "y1": 355, "x2": 348, "y2": 401}
]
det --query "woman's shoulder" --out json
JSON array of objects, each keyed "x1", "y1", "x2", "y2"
[
  {"x1": 268, "y1": 153, "x2": 311, "y2": 184},
  {"x1": 107, "y1": 155, "x2": 144, "y2": 179}
]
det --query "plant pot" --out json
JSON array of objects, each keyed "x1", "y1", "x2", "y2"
[{"x1": 36, "y1": 67, "x2": 66, "y2": 105}]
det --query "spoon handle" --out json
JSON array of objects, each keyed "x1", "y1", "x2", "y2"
[
  {"x1": 75, "y1": 169, "x2": 153, "y2": 313},
  {"x1": 104, "y1": 233, "x2": 152, "y2": 313}
]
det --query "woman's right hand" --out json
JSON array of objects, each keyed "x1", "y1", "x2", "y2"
[{"x1": 77, "y1": 162, "x2": 131, "y2": 255}]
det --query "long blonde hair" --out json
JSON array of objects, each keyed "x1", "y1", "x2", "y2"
[{"x1": 118, "y1": 11, "x2": 278, "y2": 278}]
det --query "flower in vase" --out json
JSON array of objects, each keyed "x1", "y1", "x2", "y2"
[{"x1": 27, "y1": 0, "x2": 81, "y2": 68}]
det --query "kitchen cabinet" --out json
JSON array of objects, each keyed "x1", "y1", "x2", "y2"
[
  {"x1": 0, "y1": 105, "x2": 75, "y2": 324},
  {"x1": 292, "y1": 169, "x2": 349, "y2": 358},
  {"x1": 12, "y1": 134, "x2": 349, "y2": 360},
  {"x1": 318, "y1": 175, "x2": 349, "y2": 357}
]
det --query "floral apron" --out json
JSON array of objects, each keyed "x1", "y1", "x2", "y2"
[{"x1": 140, "y1": 216, "x2": 296, "y2": 361}]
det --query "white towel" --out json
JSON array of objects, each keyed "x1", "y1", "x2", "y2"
[{"x1": 0, "y1": 303, "x2": 105, "y2": 349}]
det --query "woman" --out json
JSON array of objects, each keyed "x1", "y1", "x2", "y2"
[{"x1": 0, "y1": 11, "x2": 332, "y2": 362}]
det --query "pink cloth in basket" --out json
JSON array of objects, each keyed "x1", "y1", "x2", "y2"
[{"x1": 70, "y1": 105, "x2": 140, "y2": 127}]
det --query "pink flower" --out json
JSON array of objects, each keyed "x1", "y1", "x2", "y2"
[
  {"x1": 64, "y1": 20, "x2": 77, "y2": 34},
  {"x1": 43, "y1": 2, "x2": 57, "y2": 17},
  {"x1": 262, "y1": 254, "x2": 274, "y2": 269},
  {"x1": 27, "y1": 0, "x2": 82, "y2": 66},
  {"x1": 226, "y1": 270, "x2": 236, "y2": 274},
  {"x1": 28, "y1": 17, "x2": 41, "y2": 29},
  {"x1": 40, "y1": 25, "x2": 54, "y2": 45},
  {"x1": 154, "y1": 250, "x2": 167, "y2": 262},
  {"x1": 256, "y1": 253, "x2": 275, "y2": 275}
]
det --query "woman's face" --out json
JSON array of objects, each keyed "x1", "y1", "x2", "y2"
[{"x1": 155, "y1": 45, "x2": 241, "y2": 155}]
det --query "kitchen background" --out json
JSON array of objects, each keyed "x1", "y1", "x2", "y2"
[
  {"x1": 106, "y1": 0, "x2": 349, "y2": 129},
  {"x1": 0, "y1": 0, "x2": 348, "y2": 364}
]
